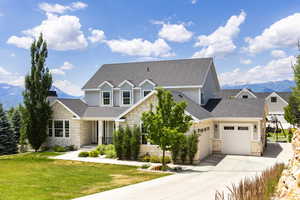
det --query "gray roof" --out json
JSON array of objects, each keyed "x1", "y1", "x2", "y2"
[
  {"x1": 171, "y1": 91, "x2": 212, "y2": 120},
  {"x1": 82, "y1": 58, "x2": 213, "y2": 89},
  {"x1": 83, "y1": 106, "x2": 129, "y2": 118},
  {"x1": 204, "y1": 98, "x2": 265, "y2": 118},
  {"x1": 217, "y1": 89, "x2": 241, "y2": 98},
  {"x1": 57, "y1": 98, "x2": 87, "y2": 117},
  {"x1": 275, "y1": 92, "x2": 291, "y2": 102}
]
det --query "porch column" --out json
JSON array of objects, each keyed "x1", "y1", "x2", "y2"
[
  {"x1": 98, "y1": 120, "x2": 103, "y2": 145},
  {"x1": 115, "y1": 121, "x2": 120, "y2": 130}
]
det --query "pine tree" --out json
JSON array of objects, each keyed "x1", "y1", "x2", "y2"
[
  {"x1": 23, "y1": 34, "x2": 52, "y2": 151},
  {"x1": 0, "y1": 104, "x2": 17, "y2": 155},
  {"x1": 11, "y1": 108, "x2": 22, "y2": 143}
]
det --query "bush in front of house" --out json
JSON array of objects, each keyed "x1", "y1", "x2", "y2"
[
  {"x1": 180, "y1": 137, "x2": 188, "y2": 164},
  {"x1": 53, "y1": 145, "x2": 66, "y2": 152},
  {"x1": 89, "y1": 150, "x2": 99, "y2": 157},
  {"x1": 141, "y1": 164, "x2": 150, "y2": 169},
  {"x1": 150, "y1": 155, "x2": 161, "y2": 163},
  {"x1": 130, "y1": 125, "x2": 141, "y2": 160},
  {"x1": 187, "y1": 132, "x2": 198, "y2": 164},
  {"x1": 170, "y1": 134, "x2": 184, "y2": 164},
  {"x1": 139, "y1": 154, "x2": 151, "y2": 162},
  {"x1": 123, "y1": 126, "x2": 132, "y2": 160},
  {"x1": 105, "y1": 148, "x2": 117, "y2": 158},
  {"x1": 78, "y1": 151, "x2": 89, "y2": 157},
  {"x1": 113, "y1": 127, "x2": 124, "y2": 159},
  {"x1": 65, "y1": 145, "x2": 76, "y2": 151},
  {"x1": 161, "y1": 156, "x2": 171, "y2": 164},
  {"x1": 96, "y1": 144, "x2": 107, "y2": 155}
]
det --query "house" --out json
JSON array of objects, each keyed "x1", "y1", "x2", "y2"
[
  {"x1": 219, "y1": 88, "x2": 291, "y2": 129},
  {"x1": 48, "y1": 58, "x2": 267, "y2": 162}
]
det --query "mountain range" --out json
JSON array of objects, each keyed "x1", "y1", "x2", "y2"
[{"x1": 0, "y1": 80, "x2": 295, "y2": 109}]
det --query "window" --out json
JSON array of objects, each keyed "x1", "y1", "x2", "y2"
[
  {"x1": 224, "y1": 126, "x2": 234, "y2": 130},
  {"x1": 65, "y1": 120, "x2": 70, "y2": 137},
  {"x1": 141, "y1": 123, "x2": 148, "y2": 144},
  {"x1": 122, "y1": 91, "x2": 131, "y2": 105},
  {"x1": 271, "y1": 97, "x2": 277, "y2": 103},
  {"x1": 143, "y1": 90, "x2": 151, "y2": 97},
  {"x1": 238, "y1": 126, "x2": 249, "y2": 131},
  {"x1": 242, "y1": 95, "x2": 248, "y2": 99},
  {"x1": 54, "y1": 120, "x2": 64, "y2": 137},
  {"x1": 102, "y1": 91, "x2": 111, "y2": 105},
  {"x1": 48, "y1": 120, "x2": 53, "y2": 137}
]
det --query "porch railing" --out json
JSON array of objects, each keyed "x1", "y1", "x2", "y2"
[{"x1": 101, "y1": 137, "x2": 113, "y2": 145}]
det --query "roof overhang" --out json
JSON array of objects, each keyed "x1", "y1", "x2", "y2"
[
  {"x1": 50, "y1": 99, "x2": 81, "y2": 119},
  {"x1": 265, "y1": 92, "x2": 288, "y2": 104},
  {"x1": 235, "y1": 88, "x2": 257, "y2": 98}
]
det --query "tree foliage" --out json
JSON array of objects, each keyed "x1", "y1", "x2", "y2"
[
  {"x1": 187, "y1": 132, "x2": 198, "y2": 164},
  {"x1": 141, "y1": 88, "x2": 193, "y2": 166},
  {"x1": 0, "y1": 104, "x2": 17, "y2": 155},
  {"x1": 130, "y1": 125, "x2": 141, "y2": 160},
  {"x1": 23, "y1": 34, "x2": 52, "y2": 151},
  {"x1": 11, "y1": 107, "x2": 22, "y2": 143}
]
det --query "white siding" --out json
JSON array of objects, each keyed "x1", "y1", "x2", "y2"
[
  {"x1": 202, "y1": 67, "x2": 220, "y2": 104},
  {"x1": 169, "y1": 88, "x2": 200, "y2": 104},
  {"x1": 84, "y1": 91, "x2": 99, "y2": 106}
]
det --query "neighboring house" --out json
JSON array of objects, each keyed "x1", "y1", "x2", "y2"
[
  {"x1": 219, "y1": 88, "x2": 291, "y2": 128},
  {"x1": 49, "y1": 58, "x2": 267, "y2": 162}
]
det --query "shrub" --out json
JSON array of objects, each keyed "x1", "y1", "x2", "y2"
[
  {"x1": 40, "y1": 146, "x2": 50, "y2": 152},
  {"x1": 89, "y1": 150, "x2": 99, "y2": 157},
  {"x1": 161, "y1": 156, "x2": 171, "y2": 164},
  {"x1": 150, "y1": 155, "x2": 161, "y2": 163},
  {"x1": 131, "y1": 125, "x2": 141, "y2": 160},
  {"x1": 113, "y1": 127, "x2": 124, "y2": 159},
  {"x1": 139, "y1": 154, "x2": 151, "y2": 162},
  {"x1": 187, "y1": 132, "x2": 198, "y2": 164},
  {"x1": 105, "y1": 149, "x2": 117, "y2": 158},
  {"x1": 123, "y1": 126, "x2": 132, "y2": 160},
  {"x1": 288, "y1": 129, "x2": 293, "y2": 143},
  {"x1": 170, "y1": 134, "x2": 184, "y2": 164},
  {"x1": 65, "y1": 145, "x2": 75, "y2": 151},
  {"x1": 78, "y1": 151, "x2": 89, "y2": 157},
  {"x1": 96, "y1": 144, "x2": 106, "y2": 155},
  {"x1": 180, "y1": 137, "x2": 188, "y2": 164},
  {"x1": 53, "y1": 145, "x2": 66, "y2": 152},
  {"x1": 141, "y1": 164, "x2": 150, "y2": 169}
]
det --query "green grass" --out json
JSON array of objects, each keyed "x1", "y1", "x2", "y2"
[
  {"x1": 0, "y1": 152, "x2": 168, "y2": 200},
  {"x1": 267, "y1": 130, "x2": 289, "y2": 142}
]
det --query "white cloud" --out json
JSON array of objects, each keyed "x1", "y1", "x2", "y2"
[
  {"x1": 240, "y1": 58, "x2": 252, "y2": 65},
  {"x1": 191, "y1": 0, "x2": 197, "y2": 4},
  {"x1": 39, "y1": 1, "x2": 88, "y2": 14},
  {"x1": 0, "y1": 12, "x2": 4, "y2": 17},
  {"x1": 244, "y1": 13, "x2": 300, "y2": 54},
  {"x1": 88, "y1": 29, "x2": 105, "y2": 43},
  {"x1": 158, "y1": 23, "x2": 193, "y2": 43},
  {"x1": 0, "y1": 66, "x2": 24, "y2": 87},
  {"x1": 219, "y1": 56, "x2": 295, "y2": 86},
  {"x1": 193, "y1": 11, "x2": 246, "y2": 58},
  {"x1": 53, "y1": 80, "x2": 83, "y2": 96},
  {"x1": 7, "y1": 13, "x2": 88, "y2": 51},
  {"x1": 50, "y1": 62, "x2": 75, "y2": 75},
  {"x1": 105, "y1": 38, "x2": 174, "y2": 57},
  {"x1": 10, "y1": 53, "x2": 16, "y2": 57},
  {"x1": 271, "y1": 50, "x2": 286, "y2": 58}
]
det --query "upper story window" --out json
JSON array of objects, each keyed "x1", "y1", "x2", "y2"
[
  {"x1": 143, "y1": 90, "x2": 152, "y2": 97},
  {"x1": 121, "y1": 90, "x2": 131, "y2": 105},
  {"x1": 102, "y1": 91, "x2": 111, "y2": 105},
  {"x1": 242, "y1": 95, "x2": 248, "y2": 99},
  {"x1": 271, "y1": 97, "x2": 277, "y2": 103}
]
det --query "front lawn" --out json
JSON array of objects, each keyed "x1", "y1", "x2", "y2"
[
  {"x1": 0, "y1": 152, "x2": 168, "y2": 200},
  {"x1": 267, "y1": 130, "x2": 289, "y2": 142}
]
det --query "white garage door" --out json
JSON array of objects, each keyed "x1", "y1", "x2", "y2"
[
  {"x1": 198, "y1": 130, "x2": 210, "y2": 160},
  {"x1": 221, "y1": 123, "x2": 251, "y2": 155}
]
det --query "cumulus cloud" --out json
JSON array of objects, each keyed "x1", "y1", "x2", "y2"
[
  {"x1": 240, "y1": 59, "x2": 252, "y2": 65},
  {"x1": 53, "y1": 80, "x2": 83, "y2": 96},
  {"x1": 244, "y1": 13, "x2": 300, "y2": 54},
  {"x1": 50, "y1": 62, "x2": 74, "y2": 75},
  {"x1": 105, "y1": 38, "x2": 174, "y2": 57},
  {"x1": 219, "y1": 56, "x2": 295, "y2": 86},
  {"x1": 0, "y1": 12, "x2": 4, "y2": 17},
  {"x1": 157, "y1": 22, "x2": 193, "y2": 43},
  {"x1": 271, "y1": 50, "x2": 286, "y2": 58},
  {"x1": 193, "y1": 11, "x2": 246, "y2": 58},
  {"x1": 39, "y1": 1, "x2": 88, "y2": 14},
  {"x1": 0, "y1": 66, "x2": 24, "y2": 87},
  {"x1": 191, "y1": 0, "x2": 197, "y2": 4},
  {"x1": 7, "y1": 13, "x2": 88, "y2": 51},
  {"x1": 88, "y1": 29, "x2": 105, "y2": 43}
]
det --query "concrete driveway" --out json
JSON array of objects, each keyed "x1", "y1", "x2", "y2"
[{"x1": 74, "y1": 143, "x2": 292, "y2": 200}]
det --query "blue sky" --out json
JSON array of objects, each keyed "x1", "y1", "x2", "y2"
[{"x1": 0, "y1": 0, "x2": 299, "y2": 96}]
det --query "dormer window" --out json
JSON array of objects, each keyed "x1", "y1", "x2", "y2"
[
  {"x1": 121, "y1": 90, "x2": 131, "y2": 105},
  {"x1": 242, "y1": 95, "x2": 248, "y2": 99},
  {"x1": 271, "y1": 97, "x2": 277, "y2": 103},
  {"x1": 102, "y1": 91, "x2": 111, "y2": 105},
  {"x1": 143, "y1": 90, "x2": 152, "y2": 97}
]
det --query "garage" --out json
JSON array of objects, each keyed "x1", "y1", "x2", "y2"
[{"x1": 221, "y1": 123, "x2": 251, "y2": 155}]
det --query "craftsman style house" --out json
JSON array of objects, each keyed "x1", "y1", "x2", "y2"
[{"x1": 48, "y1": 58, "x2": 267, "y2": 162}]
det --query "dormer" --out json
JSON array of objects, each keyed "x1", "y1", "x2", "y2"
[
  {"x1": 118, "y1": 80, "x2": 134, "y2": 106},
  {"x1": 98, "y1": 81, "x2": 114, "y2": 106},
  {"x1": 235, "y1": 88, "x2": 257, "y2": 99},
  {"x1": 139, "y1": 79, "x2": 156, "y2": 98}
]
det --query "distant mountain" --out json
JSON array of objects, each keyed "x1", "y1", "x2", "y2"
[
  {"x1": 222, "y1": 80, "x2": 295, "y2": 92},
  {"x1": 0, "y1": 83, "x2": 79, "y2": 109}
]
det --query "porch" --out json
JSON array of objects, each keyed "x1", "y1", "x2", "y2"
[{"x1": 85, "y1": 120, "x2": 115, "y2": 146}]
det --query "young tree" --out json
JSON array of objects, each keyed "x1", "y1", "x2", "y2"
[
  {"x1": 11, "y1": 107, "x2": 22, "y2": 143},
  {"x1": 123, "y1": 126, "x2": 132, "y2": 160},
  {"x1": 23, "y1": 34, "x2": 52, "y2": 151},
  {"x1": 0, "y1": 104, "x2": 17, "y2": 155},
  {"x1": 113, "y1": 126, "x2": 124, "y2": 159},
  {"x1": 130, "y1": 125, "x2": 141, "y2": 160},
  {"x1": 187, "y1": 132, "x2": 198, "y2": 164},
  {"x1": 141, "y1": 88, "x2": 193, "y2": 167}
]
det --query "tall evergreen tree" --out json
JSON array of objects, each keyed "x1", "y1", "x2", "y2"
[
  {"x1": 23, "y1": 34, "x2": 52, "y2": 151},
  {"x1": 142, "y1": 88, "x2": 193, "y2": 167},
  {"x1": 11, "y1": 108, "x2": 22, "y2": 143},
  {"x1": 0, "y1": 104, "x2": 17, "y2": 155}
]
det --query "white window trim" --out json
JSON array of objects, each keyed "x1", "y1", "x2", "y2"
[
  {"x1": 139, "y1": 79, "x2": 156, "y2": 87},
  {"x1": 100, "y1": 90, "x2": 113, "y2": 106},
  {"x1": 141, "y1": 89, "x2": 152, "y2": 98},
  {"x1": 49, "y1": 119, "x2": 70, "y2": 138},
  {"x1": 120, "y1": 90, "x2": 132, "y2": 106}
]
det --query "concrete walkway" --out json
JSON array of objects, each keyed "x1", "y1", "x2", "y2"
[{"x1": 55, "y1": 143, "x2": 292, "y2": 200}]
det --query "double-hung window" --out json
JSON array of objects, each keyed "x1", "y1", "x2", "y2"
[
  {"x1": 271, "y1": 97, "x2": 277, "y2": 103},
  {"x1": 65, "y1": 121, "x2": 70, "y2": 138},
  {"x1": 102, "y1": 91, "x2": 111, "y2": 105},
  {"x1": 49, "y1": 120, "x2": 70, "y2": 138},
  {"x1": 122, "y1": 91, "x2": 131, "y2": 105},
  {"x1": 54, "y1": 120, "x2": 64, "y2": 137}
]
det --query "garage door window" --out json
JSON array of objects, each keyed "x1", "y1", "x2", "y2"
[
  {"x1": 238, "y1": 126, "x2": 248, "y2": 131},
  {"x1": 224, "y1": 126, "x2": 234, "y2": 130}
]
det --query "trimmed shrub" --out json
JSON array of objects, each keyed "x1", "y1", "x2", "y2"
[
  {"x1": 105, "y1": 149, "x2": 117, "y2": 158},
  {"x1": 187, "y1": 132, "x2": 198, "y2": 164},
  {"x1": 65, "y1": 145, "x2": 75, "y2": 151},
  {"x1": 123, "y1": 126, "x2": 132, "y2": 160},
  {"x1": 113, "y1": 127, "x2": 124, "y2": 159},
  {"x1": 150, "y1": 155, "x2": 161, "y2": 163},
  {"x1": 78, "y1": 151, "x2": 89, "y2": 157},
  {"x1": 53, "y1": 145, "x2": 66, "y2": 152},
  {"x1": 96, "y1": 144, "x2": 107, "y2": 155},
  {"x1": 131, "y1": 125, "x2": 141, "y2": 160},
  {"x1": 288, "y1": 129, "x2": 293, "y2": 143},
  {"x1": 89, "y1": 150, "x2": 99, "y2": 157},
  {"x1": 141, "y1": 164, "x2": 150, "y2": 169},
  {"x1": 170, "y1": 134, "x2": 184, "y2": 164},
  {"x1": 139, "y1": 154, "x2": 151, "y2": 162},
  {"x1": 161, "y1": 156, "x2": 171, "y2": 164},
  {"x1": 180, "y1": 137, "x2": 188, "y2": 164}
]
